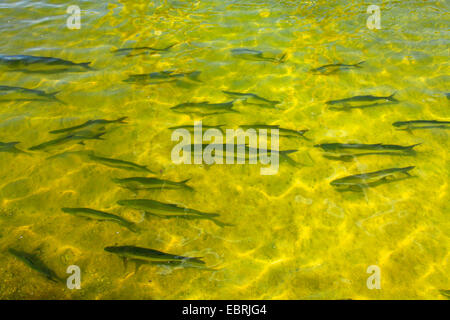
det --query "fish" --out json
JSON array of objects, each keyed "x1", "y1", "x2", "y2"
[
  {"x1": 0, "y1": 141, "x2": 26, "y2": 154},
  {"x1": 8, "y1": 248, "x2": 63, "y2": 283},
  {"x1": 168, "y1": 124, "x2": 225, "y2": 133},
  {"x1": 222, "y1": 91, "x2": 280, "y2": 108},
  {"x1": 29, "y1": 129, "x2": 106, "y2": 151},
  {"x1": 113, "y1": 43, "x2": 177, "y2": 57},
  {"x1": 123, "y1": 70, "x2": 201, "y2": 85},
  {"x1": 239, "y1": 124, "x2": 308, "y2": 139},
  {"x1": 246, "y1": 146, "x2": 299, "y2": 166},
  {"x1": 113, "y1": 177, "x2": 193, "y2": 192},
  {"x1": 0, "y1": 55, "x2": 92, "y2": 73},
  {"x1": 326, "y1": 93, "x2": 398, "y2": 110},
  {"x1": 0, "y1": 85, "x2": 64, "y2": 104},
  {"x1": 315, "y1": 143, "x2": 421, "y2": 161},
  {"x1": 231, "y1": 48, "x2": 287, "y2": 63},
  {"x1": 61, "y1": 207, "x2": 138, "y2": 232},
  {"x1": 440, "y1": 290, "x2": 450, "y2": 299},
  {"x1": 171, "y1": 101, "x2": 238, "y2": 116},
  {"x1": 49, "y1": 117, "x2": 127, "y2": 134},
  {"x1": 117, "y1": 199, "x2": 232, "y2": 227},
  {"x1": 392, "y1": 120, "x2": 450, "y2": 131},
  {"x1": 311, "y1": 61, "x2": 365, "y2": 75},
  {"x1": 87, "y1": 152, "x2": 154, "y2": 173},
  {"x1": 104, "y1": 245, "x2": 207, "y2": 270},
  {"x1": 184, "y1": 144, "x2": 299, "y2": 166},
  {"x1": 330, "y1": 166, "x2": 415, "y2": 191}
]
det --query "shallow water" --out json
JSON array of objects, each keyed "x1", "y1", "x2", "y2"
[{"x1": 0, "y1": 0, "x2": 449, "y2": 299}]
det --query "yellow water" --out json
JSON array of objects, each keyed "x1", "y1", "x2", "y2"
[{"x1": 0, "y1": 0, "x2": 449, "y2": 299}]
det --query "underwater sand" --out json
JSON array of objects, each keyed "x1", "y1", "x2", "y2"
[{"x1": 0, "y1": 0, "x2": 449, "y2": 299}]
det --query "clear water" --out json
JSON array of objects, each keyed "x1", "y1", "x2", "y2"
[{"x1": 0, "y1": 0, "x2": 449, "y2": 299}]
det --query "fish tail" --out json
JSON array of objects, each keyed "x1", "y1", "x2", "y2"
[
  {"x1": 187, "y1": 71, "x2": 202, "y2": 82},
  {"x1": 46, "y1": 91, "x2": 60, "y2": 98},
  {"x1": 354, "y1": 61, "x2": 365, "y2": 67},
  {"x1": 406, "y1": 143, "x2": 422, "y2": 150},
  {"x1": 387, "y1": 92, "x2": 398, "y2": 102},
  {"x1": 209, "y1": 218, "x2": 235, "y2": 228},
  {"x1": 124, "y1": 222, "x2": 139, "y2": 233},
  {"x1": 281, "y1": 153, "x2": 300, "y2": 167},
  {"x1": 94, "y1": 132, "x2": 107, "y2": 140},
  {"x1": 281, "y1": 149, "x2": 298, "y2": 155},
  {"x1": 277, "y1": 52, "x2": 287, "y2": 64},
  {"x1": 78, "y1": 62, "x2": 93, "y2": 70},
  {"x1": 116, "y1": 116, "x2": 128, "y2": 124},
  {"x1": 163, "y1": 43, "x2": 178, "y2": 51},
  {"x1": 143, "y1": 166, "x2": 155, "y2": 174},
  {"x1": 179, "y1": 178, "x2": 191, "y2": 184}
]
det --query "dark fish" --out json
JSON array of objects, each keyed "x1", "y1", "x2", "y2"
[
  {"x1": 29, "y1": 129, "x2": 106, "y2": 151},
  {"x1": 0, "y1": 141, "x2": 26, "y2": 154},
  {"x1": 330, "y1": 166, "x2": 415, "y2": 191},
  {"x1": 223, "y1": 91, "x2": 280, "y2": 108},
  {"x1": 184, "y1": 144, "x2": 299, "y2": 166},
  {"x1": 104, "y1": 245, "x2": 207, "y2": 270},
  {"x1": 8, "y1": 248, "x2": 63, "y2": 283},
  {"x1": 113, "y1": 43, "x2": 177, "y2": 57},
  {"x1": 113, "y1": 177, "x2": 193, "y2": 192},
  {"x1": 392, "y1": 120, "x2": 450, "y2": 131},
  {"x1": 326, "y1": 93, "x2": 398, "y2": 110},
  {"x1": 231, "y1": 48, "x2": 287, "y2": 63},
  {"x1": 62, "y1": 207, "x2": 138, "y2": 232},
  {"x1": 87, "y1": 153, "x2": 154, "y2": 173},
  {"x1": 0, "y1": 55, "x2": 92, "y2": 73},
  {"x1": 0, "y1": 85, "x2": 64, "y2": 104},
  {"x1": 315, "y1": 143, "x2": 421, "y2": 161},
  {"x1": 171, "y1": 101, "x2": 238, "y2": 116},
  {"x1": 123, "y1": 71, "x2": 201, "y2": 85},
  {"x1": 239, "y1": 124, "x2": 308, "y2": 139},
  {"x1": 311, "y1": 61, "x2": 365, "y2": 75},
  {"x1": 169, "y1": 124, "x2": 225, "y2": 133},
  {"x1": 49, "y1": 117, "x2": 127, "y2": 134},
  {"x1": 440, "y1": 290, "x2": 450, "y2": 299},
  {"x1": 117, "y1": 199, "x2": 232, "y2": 227}
]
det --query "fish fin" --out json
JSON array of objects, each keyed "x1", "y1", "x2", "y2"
[
  {"x1": 134, "y1": 260, "x2": 145, "y2": 273},
  {"x1": 354, "y1": 61, "x2": 365, "y2": 67},
  {"x1": 122, "y1": 257, "x2": 128, "y2": 271}
]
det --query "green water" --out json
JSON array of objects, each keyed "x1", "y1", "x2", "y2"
[{"x1": 0, "y1": 0, "x2": 449, "y2": 299}]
